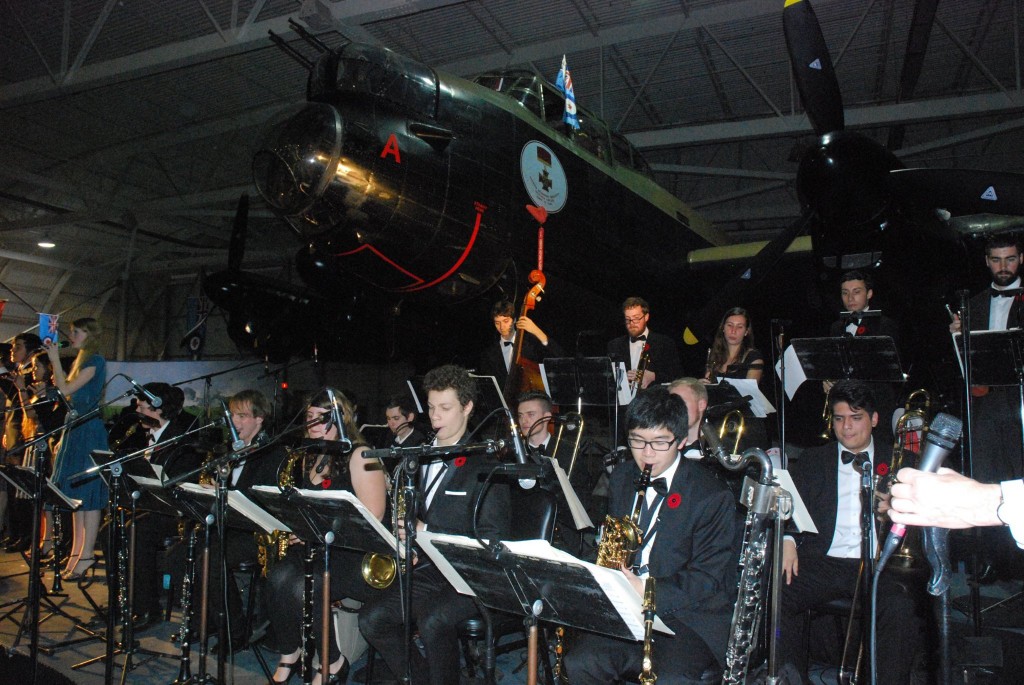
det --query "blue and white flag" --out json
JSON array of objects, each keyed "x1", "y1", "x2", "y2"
[{"x1": 554, "y1": 55, "x2": 580, "y2": 130}]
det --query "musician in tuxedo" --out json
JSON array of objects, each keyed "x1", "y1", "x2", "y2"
[
  {"x1": 127, "y1": 382, "x2": 203, "y2": 628},
  {"x1": 780, "y1": 380, "x2": 926, "y2": 685},
  {"x1": 517, "y1": 390, "x2": 554, "y2": 457},
  {"x1": 359, "y1": 365, "x2": 511, "y2": 685},
  {"x1": 950, "y1": 236, "x2": 1024, "y2": 484},
  {"x1": 478, "y1": 299, "x2": 561, "y2": 388},
  {"x1": 607, "y1": 297, "x2": 682, "y2": 397},
  {"x1": 565, "y1": 387, "x2": 738, "y2": 683},
  {"x1": 385, "y1": 394, "x2": 428, "y2": 448},
  {"x1": 826, "y1": 270, "x2": 901, "y2": 440},
  {"x1": 667, "y1": 378, "x2": 707, "y2": 459}
]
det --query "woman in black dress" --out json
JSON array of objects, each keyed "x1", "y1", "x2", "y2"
[
  {"x1": 704, "y1": 307, "x2": 764, "y2": 382},
  {"x1": 265, "y1": 390, "x2": 387, "y2": 684}
]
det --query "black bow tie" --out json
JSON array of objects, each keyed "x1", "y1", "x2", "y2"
[
  {"x1": 841, "y1": 450, "x2": 869, "y2": 468},
  {"x1": 503, "y1": 340, "x2": 513, "y2": 347},
  {"x1": 630, "y1": 334, "x2": 647, "y2": 344},
  {"x1": 649, "y1": 477, "x2": 668, "y2": 496},
  {"x1": 991, "y1": 288, "x2": 1020, "y2": 298}
]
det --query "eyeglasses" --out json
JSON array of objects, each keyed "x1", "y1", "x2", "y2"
[
  {"x1": 624, "y1": 316, "x2": 646, "y2": 324},
  {"x1": 626, "y1": 437, "x2": 677, "y2": 451}
]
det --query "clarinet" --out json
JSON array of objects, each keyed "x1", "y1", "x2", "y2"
[
  {"x1": 301, "y1": 546, "x2": 316, "y2": 682},
  {"x1": 50, "y1": 505, "x2": 64, "y2": 594},
  {"x1": 172, "y1": 523, "x2": 197, "y2": 685}
]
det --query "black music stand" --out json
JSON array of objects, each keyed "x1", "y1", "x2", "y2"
[
  {"x1": 788, "y1": 336, "x2": 903, "y2": 384},
  {"x1": 0, "y1": 463, "x2": 85, "y2": 675},
  {"x1": 249, "y1": 486, "x2": 397, "y2": 684},
  {"x1": 540, "y1": 357, "x2": 618, "y2": 410},
  {"x1": 418, "y1": 533, "x2": 670, "y2": 683}
]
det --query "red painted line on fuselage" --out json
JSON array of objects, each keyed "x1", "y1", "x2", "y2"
[
  {"x1": 332, "y1": 244, "x2": 426, "y2": 286},
  {"x1": 397, "y1": 205, "x2": 485, "y2": 293}
]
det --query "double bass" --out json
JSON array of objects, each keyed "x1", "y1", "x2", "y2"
[{"x1": 503, "y1": 269, "x2": 547, "y2": 402}]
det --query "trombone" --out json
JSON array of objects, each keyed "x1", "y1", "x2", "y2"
[{"x1": 550, "y1": 412, "x2": 585, "y2": 478}]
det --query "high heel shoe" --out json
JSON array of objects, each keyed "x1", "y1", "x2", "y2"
[
  {"x1": 312, "y1": 656, "x2": 348, "y2": 685},
  {"x1": 272, "y1": 655, "x2": 300, "y2": 684},
  {"x1": 62, "y1": 557, "x2": 96, "y2": 582}
]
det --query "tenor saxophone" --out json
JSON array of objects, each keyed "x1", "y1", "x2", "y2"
[{"x1": 362, "y1": 472, "x2": 403, "y2": 589}]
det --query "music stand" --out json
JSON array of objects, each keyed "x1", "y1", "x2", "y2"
[
  {"x1": 540, "y1": 357, "x2": 618, "y2": 410},
  {"x1": 788, "y1": 336, "x2": 903, "y2": 384},
  {"x1": 250, "y1": 486, "x2": 397, "y2": 684},
  {"x1": 418, "y1": 532, "x2": 672, "y2": 683},
  {"x1": 0, "y1": 463, "x2": 85, "y2": 674}
]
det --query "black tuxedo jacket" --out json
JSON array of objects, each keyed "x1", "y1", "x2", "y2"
[
  {"x1": 232, "y1": 434, "x2": 285, "y2": 491},
  {"x1": 419, "y1": 452, "x2": 510, "y2": 541},
  {"x1": 608, "y1": 458, "x2": 738, "y2": 663},
  {"x1": 967, "y1": 288, "x2": 1024, "y2": 331},
  {"x1": 788, "y1": 440, "x2": 892, "y2": 559},
  {"x1": 829, "y1": 313, "x2": 900, "y2": 341},
  {"x1": 149, "y1": 412, "x2": 204, "y2": 480},
  {"x1": 478, "y1": 334, "x2": 564, "y2": 389},
  {"x1": 393, "y1": 426, "x2": 428, "y2": 448},
  {"x1": 607, "y1": 331, "x2": 682, "y2": 383}
]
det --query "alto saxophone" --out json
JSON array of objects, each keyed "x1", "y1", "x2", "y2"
[
  {"x1": 596, "y1": 462, "x2": 651, "y2": 569},
  {"x1": 256, "y1": 446, "x2": 303, "y2": 576}
]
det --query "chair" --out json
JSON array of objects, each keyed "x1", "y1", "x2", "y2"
[{"x1": 458, "y1": 485, "x2": 559, "y2": 683}]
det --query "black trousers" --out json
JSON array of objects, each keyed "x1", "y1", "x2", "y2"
[
  {"x1": 131, "y1": 512, "x2": 179, "y2": 615},
  {"x1": 779, "y1": 554, "x2": 927, "y2": 685},
  {"x1": 358, "y1": 564, "x2": 479, "y2": 685},
  {"x1": 564, "y1": 618, "x2": 716, "y2": 684},
  {"x1": 265, "y1": 545, "x2": 374, "y2": 661}
]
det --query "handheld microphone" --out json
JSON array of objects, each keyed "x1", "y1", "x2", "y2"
[
  {"x1": 878, "y1": 412, "x2": 962, "y2": 571},
  {"x1": 125, "y1": 375, "x2": 162, "y2": 408},
  {"x1": 221, "y1": 400, "x2": 245, "y2": 451}
]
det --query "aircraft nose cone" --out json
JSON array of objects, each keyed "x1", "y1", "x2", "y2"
[{"x1": 252, "y1": 102, "x2": 345, "y2": 235}]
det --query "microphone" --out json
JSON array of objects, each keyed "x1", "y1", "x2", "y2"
[
  {"x1": 507, "y1": 409, "x2": 529, "y2": 465},
  {"x1": 221, "y1": 400, "x2": 245, "y2": 451},
  {"x1": 878, "y1": 412, "x2": 963, "y2": 571},
  {"x1": 34, "y1": 341, "x2": 70, "y2": 354},
  {"x1": 125, "y1": 375, "x2": 162, "y2": 408},
  {"x1": 700, "y1": 418, "x2": 732, "y2": 465},
  {"x1": 325, "y1": 387, "x2": 353, "y2": 451}
]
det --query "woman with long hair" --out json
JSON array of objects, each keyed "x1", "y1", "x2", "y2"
[
  {"x1": 703, "y1": 307, "x2": 764, "y2": 383},
  {"x1": 264, "y1": 389, "x2": 387, "y2": 685},
  {"x1": 46, "y1": 317, "x2": 108, "y2": 581}
]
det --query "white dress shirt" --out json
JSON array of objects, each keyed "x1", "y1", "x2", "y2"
[{"x1": 828, "y1": 439, "x2": 875, "y2": 559}]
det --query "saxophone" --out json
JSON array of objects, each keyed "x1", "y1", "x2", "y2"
[
  {"x1": 639, "y1": 577, "x2": 657, "y2": 685},
  {"x1": 596, "y1": 462, "x2": 651, "y2": 569},
  {"x1": 630, "y1": 343, "x2": 652, "y2": 395},
  {"x1": 256, "y1": 446, "x2": 303, "y2": 576},
  {"x1": 362, "y1": 473, "x2": 403, "y2": 589}
]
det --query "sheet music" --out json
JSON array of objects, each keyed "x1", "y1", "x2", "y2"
[
  {"x1": 719, "y1": 379, "x2": 776, "y2": 417},
  {"x1": 614, "y1": 362, "x2": 634, "y2": 406},
  {"x1": 775, "y1": 345, "x2": 807, "y2": 400},
  {"x1": 549, "y1": 458, "x2": 593, "y2": 530},
  {"x1": 178, "y1": 482, "x2": 290, "y2": 533},
  {"x1": 417, "y1": 533, "x2": 673, "y2": 640},
  {"x1": 773, "y1": 469, "x2": 817, "y2": 534},
  {"x1": 255, "y1": 486, "x2": 399, "y2": 553}
]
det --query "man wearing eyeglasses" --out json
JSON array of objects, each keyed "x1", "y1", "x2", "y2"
[
  {"x1": 607, "y1": 297, "x2": 681, "y2": 400},
  {"x1": 565, "y1": 387, "x2": 738, "y2": 683}
]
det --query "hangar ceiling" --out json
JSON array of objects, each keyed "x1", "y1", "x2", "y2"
[{"x1": 0, "y1": 0, "x2": 1021, "y2": 356}]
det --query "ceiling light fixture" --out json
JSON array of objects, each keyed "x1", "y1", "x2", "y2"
[{"x1": 37, "y1": 234, "x2": 56, "y2": 249}]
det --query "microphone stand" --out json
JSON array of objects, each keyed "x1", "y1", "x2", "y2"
[
  {"x1": 956, "y1": 290, "x2": 984, "y2": 633},
  {"x1": 771, "y1": 319, "x2": 789, "y2": 469},
  {"x1": 856, "y1": 455, "x2": 876, "y2": 685}
]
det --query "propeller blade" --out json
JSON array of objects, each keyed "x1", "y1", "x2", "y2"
[
  {"x1": 783, "y1": 0, "x2": 844, "y2": 136},
  {"x1": 886, "y1": 0, "x2": 939, "y2": 150},
  {"x1": 889, "y1": 168, "x2": 1024, "y2": 217},
  {"x1": 682, "y1": 211, "x2": 812, "y2": 345},
  {"x1": 228, "y1": 193, "x2": 249, "y2": 273}
]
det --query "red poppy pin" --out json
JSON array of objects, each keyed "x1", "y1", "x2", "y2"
[
  {"x1": 666, "y1": 493, "x2": 682, "y2": 509},
  {"x1": 856, "y1": 325, "x2": 866, "y2": 335},
  {"x1": 454, "y1": 456, "x2": 467, "y2": 468},
  {"x1": 875, "y1": 462, "x2": 889, "y2": 477},
  {"x1": 321, "y1": 478, "x2": 332, "y2": 489}
]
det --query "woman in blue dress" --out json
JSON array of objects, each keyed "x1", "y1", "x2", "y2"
[{"x1": 47, "y1": 317, "x2": 108, "y2": 581}]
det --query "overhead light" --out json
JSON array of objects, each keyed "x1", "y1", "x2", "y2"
[{"x1": 37, "y1": 234, "x2": 56, "y2": 249}]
